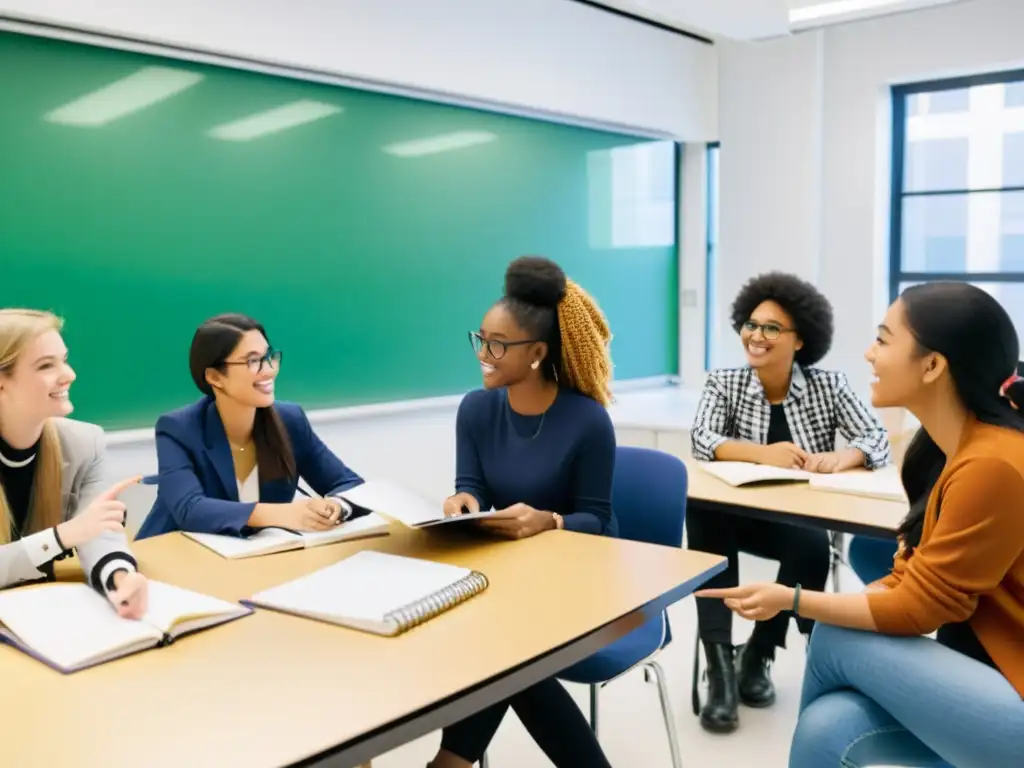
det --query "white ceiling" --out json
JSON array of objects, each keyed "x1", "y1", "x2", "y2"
[{"x1": 584, "y1": 0, "x2": 968, "y2": 41}]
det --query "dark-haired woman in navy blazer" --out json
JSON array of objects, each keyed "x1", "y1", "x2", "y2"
[{"x1": 136, "y1": 314, "x2": 363, "y2": 540}]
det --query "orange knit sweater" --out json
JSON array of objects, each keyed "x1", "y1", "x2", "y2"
[{"x1": 867, "y1": 419, "x2": 1024, "y2": 698}]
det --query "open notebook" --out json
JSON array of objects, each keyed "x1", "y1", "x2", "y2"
[
  {"x1": 807, "y1": 467, "x2": 907, "y2": 502},
  {"x1": 698, "y1": 461, "x2": 812, "y2": 487},
  {"x1": 0, "y1": 581, "x2": 250, "y2": 673},
  {"x1": 245, "y1": 550, "x2": 489, "y2": 636},
  {"x1": 339, "y1": 480, "x2": 494, "y2": 529},
  {"x1": 183, "y1": 512, "x2": 390, "y2": 559},
  {"x1": 698, "y1": 461, "x2": 906, "y2": 502}
]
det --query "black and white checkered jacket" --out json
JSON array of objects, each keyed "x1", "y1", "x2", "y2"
[{"x1": 691, "y1": 365, "x2": 891, "y2": 469}]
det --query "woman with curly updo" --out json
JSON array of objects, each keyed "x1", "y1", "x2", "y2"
[{"x1": 428, "y1": 255, "x2": 616, "y2": 768}]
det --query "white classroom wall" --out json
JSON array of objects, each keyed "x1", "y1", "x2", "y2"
[
  {"x1": 710, "y1": 0, "x2": 1024, "y2": 397},
  {"x1": 0, "y1": 0, "x2": 717, "y2": 139}
]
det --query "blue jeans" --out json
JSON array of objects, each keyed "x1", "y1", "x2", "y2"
[
  {"x1": 847, "y1": 536, "x2": 898, "y2": 586},
  {"x1": 790, "y1": 623, "x2": 1024, "y2": 768}
]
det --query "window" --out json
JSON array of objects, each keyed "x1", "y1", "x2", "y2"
[
  {"x1": 890, "y1": 69, "x2": 1024, "y2": 336},
  {"x1": 587, "y1": 140, "x2": 677, "y2": 249},
  {"x1": 705, "y1": 142, "x2": 720, "y2": 370}
]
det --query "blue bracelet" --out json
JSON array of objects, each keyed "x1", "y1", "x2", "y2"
[{"x1": 793, "y1": 583, "x2": 802, "y2": 615}]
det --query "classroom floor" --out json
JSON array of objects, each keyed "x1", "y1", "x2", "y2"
[{"x1": 372, "y1": 554, "x2": 864, "y2": 768}]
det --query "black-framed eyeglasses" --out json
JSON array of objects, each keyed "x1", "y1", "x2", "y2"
[
  {"x1": 741, "y1": 321, "x2": 794, "y2": 341},
  {"x1": 468, "y1": 331, "x2": 538, "y2": 361},
  {"x1": 222, "y1": 348, "x2": 283, "y2": 374}
]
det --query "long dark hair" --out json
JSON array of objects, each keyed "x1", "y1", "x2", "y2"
[
  {"x1": 897, "y1": 283, "x2": 1024, "y2": 552},
  {"x1": 189, "y1": 313, "x2": 296, "y2": 483}
]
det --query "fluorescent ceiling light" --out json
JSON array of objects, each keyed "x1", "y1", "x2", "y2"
[
  {"x1": 208, "y1": 100, "x2": 342, "y2": 141},
  {"x1": 383, "y1": 131, "x2": 497, "y2": 158},
  {"x1": 789, "y1": 0, "x2": 957, "y2": 25},
  {"x1": 45, "y1": 66, "x2": 203, "y2": 127}
]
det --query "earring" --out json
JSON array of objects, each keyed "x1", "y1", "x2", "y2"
[{"x1": 531, "y1": 361, "x2": 540, "y2": 370}]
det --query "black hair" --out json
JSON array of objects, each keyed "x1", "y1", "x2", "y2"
[
  {"x1": 189, "y1": 313, "x2": 296, "y2": 483},
  {"x1": 898, "y1": 283, "x2": 1024, "y2": 553},
  {"x1": 730, "y1": 272, "x2": 834, "y2": 366},
  {"x1": 499, "y1": 256, "x2": 567, "y2": 383}
]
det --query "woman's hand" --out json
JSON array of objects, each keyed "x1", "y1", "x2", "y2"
[
  {"x1": 108, "y1": 571, "x2": 149, "y2": 619},
  {"x1": 278, "y1": 501, "x2": 337, "y2": 531},
  {"x1": 443, "y1": 492, "x2": 479, "y2": 518},
  {"x1": 805, "y1": 448, "x2": 865, "y2": 474},
  {"x1": 757, "y1": 442, "x2": 808, "y2": 469},
  {"x1": 57, "y1": 476, "x2": 139, "y2": 549},
  {"x1": 477, "y1": 503, "x2": 555, "y2": 540},
  {"x1": 696, "y1": 583, "x2": 794, "y2": 622},
  {"x1": 305, "y1": 498, "x2": 343, "y2": 526}
]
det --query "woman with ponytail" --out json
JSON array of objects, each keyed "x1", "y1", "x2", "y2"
[
  {"x1": 137, "y1": 314, "x2": 364, "y2": 539},
  {"x1": 428, "y1": 256, "x2": 616, "y2": 768},
  {"x1": 699, "y1": 282, "x2": 1024, "y2": 768},
  {"x1": 0, "y1": 309, "x2": 147, "y2": 617}
]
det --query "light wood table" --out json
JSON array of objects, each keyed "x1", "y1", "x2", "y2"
[
  {"x1": 684, "y1": 456, "x2": 904, "y2": 538},
  {"x1": 14, "y1": 526, "x2": 725, "y2": 768}
]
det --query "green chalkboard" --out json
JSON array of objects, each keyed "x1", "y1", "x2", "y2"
[{"x1": 0, "y1": 31, "x2": 679, "y2": 429}]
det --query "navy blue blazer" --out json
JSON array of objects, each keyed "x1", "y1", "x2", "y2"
[{"x1": 136, "y1": 397, "x2": 363, "y2": 539}]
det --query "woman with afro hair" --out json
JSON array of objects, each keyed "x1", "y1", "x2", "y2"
[{"x1": 688, "y1": 271, "x2": 890, "y2": 735}]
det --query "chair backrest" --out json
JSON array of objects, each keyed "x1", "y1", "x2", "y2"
[{"x1": 612, "y1": 446, "x2": 687, "y2": 548}]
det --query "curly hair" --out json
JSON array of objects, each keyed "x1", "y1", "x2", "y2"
[
  {"x1": 730, "y1": 271, "x2": 834, "y2": 366},
  {"x1": 501, "y1": 256, "x2": 614, "y2": 406}
]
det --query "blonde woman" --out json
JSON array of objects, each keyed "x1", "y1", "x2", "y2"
[{"x1": 0, "y1": 309, "x2": 147, "y2": 617}]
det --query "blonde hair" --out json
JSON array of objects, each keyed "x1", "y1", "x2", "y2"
[
  {"x1": 558, "y1": 279, "x2": 614, "y2": 407},
  {"x1": 0, "y1": 309, "x2": 66, "y2": 544}
]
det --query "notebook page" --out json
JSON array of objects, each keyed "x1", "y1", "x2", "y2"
[
  {"x1": 809, "y1": 468, "x2": 907, "y2": 502},
  {"x1": 339, "y1": 481, "x2": 447, "y2": 527},
  {"x1": 184, "y1": 528, "x2": 298, "y2": 558},
  {"x1": 699, "y1": 461, "x2": 812, "y2": 486},
  {"x1": 142, "y1": 581, "x2": 249, "y2": 635},
  {"x1": 297, "y1": 512, "x2": 390, "y2": 546},
  {"x1": 250, "y1": 550, "x2": 472, "y2": 624},
  {"x1": 0, "y1": 584, "x2": 158, "y2": 670}
]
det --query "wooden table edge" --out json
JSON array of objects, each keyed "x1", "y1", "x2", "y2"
[
  {"x1": 686, "y1": 495, "x2": 900, "y2": 539},
  {"x1": 287, "y1": 556, "x2": 727, "y2": 767}
]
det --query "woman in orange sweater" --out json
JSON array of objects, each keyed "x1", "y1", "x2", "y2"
[{"x1": 699, "y1": 281, "x2": 1024, "y2": 768}]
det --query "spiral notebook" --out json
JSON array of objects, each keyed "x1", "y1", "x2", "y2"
[{"x1": 244, "y1": 550, "x2": 488, "y2": 636}]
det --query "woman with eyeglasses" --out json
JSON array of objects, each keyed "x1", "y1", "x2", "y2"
[
  {"x1": 427, "y1": 256, "x2": 616, "y2": 768},
  {"x1": 700, "y1": 283, "x2": 1024, "y2": 768},
  {"x1": 136, "y1": 314, "x2": 364, "y2": 539},
  {"x1": 688, "y1": 272, "x2": 890, "y2": 735}
]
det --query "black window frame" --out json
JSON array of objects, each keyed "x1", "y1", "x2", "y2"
[{"x1": 889, "y1": 68, "x2": 1024, "y2": 302}]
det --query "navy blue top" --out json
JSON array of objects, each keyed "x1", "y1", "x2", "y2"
[{"x1": 454, "y1": 387, "x2": 616, "y2": 535}]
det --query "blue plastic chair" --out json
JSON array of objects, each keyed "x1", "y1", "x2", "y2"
[{"x1": 556, "y1": 446, "x2": 688, "y2": 768}]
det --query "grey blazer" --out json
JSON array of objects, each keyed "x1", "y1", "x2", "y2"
[{"x1": 0, "y1": 418, "x2": 137, "y2": 591}]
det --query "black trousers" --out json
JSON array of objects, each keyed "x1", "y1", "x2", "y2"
[
  {"x1": 686, "y1": 502, "x2": 831, "y2": 649},
  {"x1": 439, "y1": 677, "x2": 612, "y2": 767}
]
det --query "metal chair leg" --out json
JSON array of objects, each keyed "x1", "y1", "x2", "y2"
[
  {"x1": 589, "y1": 683, "x2": 600, "y2": 737},
  {"x1": 830, "y1": 531, "x2": 846, "y2": 593},
  {"x1": 644, "y1": 661, "x2": 684, "y2": 768},
  {"x1": 691, "y1": 627, "x2": 702, "y2": 716}
]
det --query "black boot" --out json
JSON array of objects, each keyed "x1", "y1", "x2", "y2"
[
  {"x1": 700, "y1": 641, "x2": 739, "y2": 733},
  {"x1": 737, "y1": 642, "x2": 776, "y2": 708}
]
